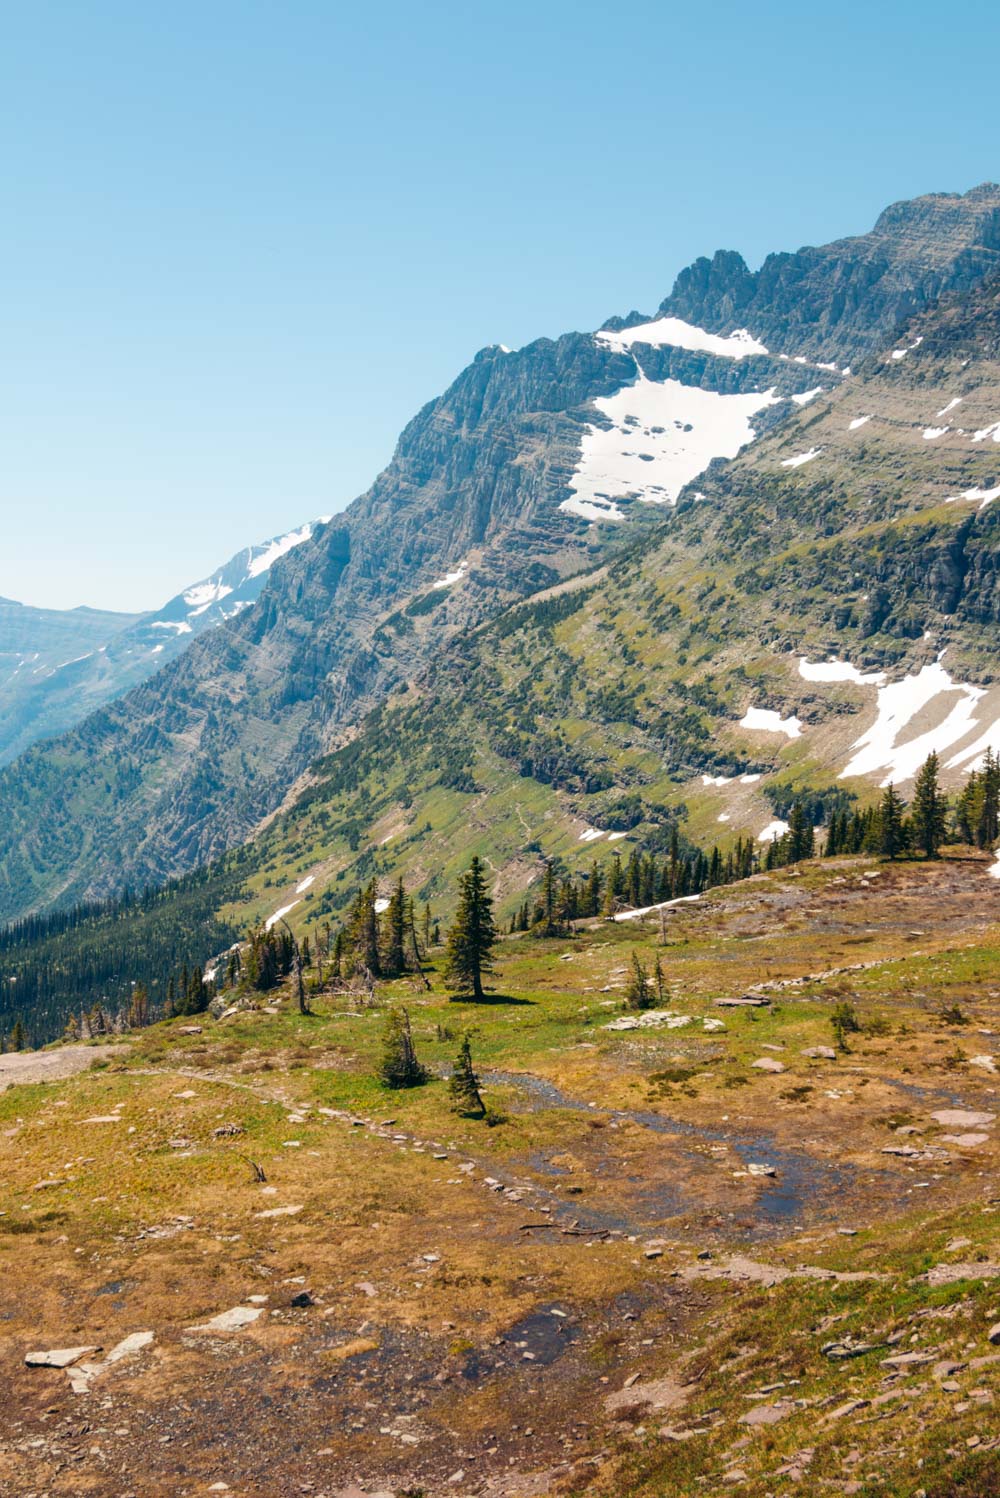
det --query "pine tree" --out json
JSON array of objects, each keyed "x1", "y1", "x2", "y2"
[
  {"x1": 377, "y1": 1007, "x2": 426, "y2": 1088},
  {"x1": 448, "y1": 1034, "x2": 485, "y2": 1116},
  {"x1": 977, "y1": 748, "x2": 1000, "y2": 849},
  {"x1": 787, "y1": 802, "x2": 810, "y2": 863},
  {"x1": 878, "y1": 783, "x2": 905, "y2": 859},
  {"x1": 10, "y1": 1016, "x2": 26, "y2": 1051},
  {"x1": 654, "y1": 952, "x2": 666, "y2": 1005},
  {"x1": 912, "y1": 752, "x2": 947, "y2": 858},
  {"x1": 126, "y1": 982, "x2": 149, "y2": 1029},
  {"x1": 383, "y1": 877, "x2": 406, "y2": 976},
  {"x1": 540, "y1": 859, "x2": 559, "y2": 936},
  {"x1": 624, "y1": 951, "x2": 653, "y2": 1011},
  {"x1": 443, "y1": 856, "x2": 497, "y2": 1001}
]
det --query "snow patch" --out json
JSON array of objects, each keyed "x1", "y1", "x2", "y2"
[
  {"x1": 579, "y1": 828, "x2": 605, "y2": 843},
  {"x1": 890, "y1": 336, "x2": 923, "y2": 361},
  {"x1": 758, "y1": 820, "x2": 790, "y2": 843},
  {"x1": 922, "y1": 426, "x2": 949, "y2": 441},
  {"x1": 613, "y1": 894, "x2": 701, "y2": 923},
  {"x1": 780, "y1": 447, "x2": 822, "y2": 469},
  {"x1": 432, "y1": 565, "x2": 466, "y2": 589},
  {"x1": 374, "y1": 897, "x2": 391, "y2": 914},
  {"x1": 790, "y1": 386, "x2": 824, "y2": 407},
  {"x1": 246, "y1": 523, "x2": 315, "y2": 581},
  {"x1": 848, "y1": 415, "x2": 872, "y2": 430},
  {"x1": 265, "y1": 902, "x2": 300, "y2": 931},
  {"x1": 740, "y1": 707, "x2": 803, "y2": 739},
  {"x1": 937, "y1": 398, "x2": 962, "y2": 418},
  {"x1": 295, "y1": 875, "x2": 315, "y2": 894},
  {"x1": 597, "y1": 318, "x2": 768, "y2": 360},
  {"x1": 701, "y1": 774, "x2": 732, "y2": 786},
  {"x1": 798, "y1": 658, "x2": 887, "y2": 686},
  {"x1": 973, "y1": 422, "x2": 1000, "y2": 444},
  {"x1": 184, "y1": 580, "x2": 233, "y2": 615}
]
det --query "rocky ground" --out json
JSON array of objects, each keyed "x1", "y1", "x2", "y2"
[{"x1": 1, "y1": 853, "x2": 999, "y2": 1497}]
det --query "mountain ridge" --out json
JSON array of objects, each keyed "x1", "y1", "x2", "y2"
[{"x1": 2, "y1": 185, "x2": 1000, "y2": 921}]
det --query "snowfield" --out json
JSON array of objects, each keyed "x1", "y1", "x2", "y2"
[
  {"x1": 561, "y1": 366, "x2": 780, "y2": 521},
  {"x1": 839, "y1": 660, "x2": 998, "y2": 784}
]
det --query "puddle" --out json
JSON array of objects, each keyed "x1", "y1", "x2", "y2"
[
  {"x1": 462, "y1": 1304, "x2": 579, "y2": 1381},
  {"x1": 486, "y1": 1070, "x2": 895, "y2": 1234}
]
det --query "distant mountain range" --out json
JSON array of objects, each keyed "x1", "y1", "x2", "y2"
[
  {"x1": 0, "y1": 520, "x2": 327, "y2": 767},
  {"x1": 1, "y1": 183, "x2": 999, "y2": 924}
]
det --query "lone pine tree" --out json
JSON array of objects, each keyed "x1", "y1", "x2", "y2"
[
  {"x1": 912, "y1": 752, "x2": 948, "y2": 858},
  {"x1": 449, "y1": 1034, "x2": 485, "y2": 1116},
  {"x1": 378, "y1": 1007, "x2": 426, "y2": 1089},
  {"x1": 444, "y1": 856, "x2": 497, "y2": 1001},
  {"x1": 624, "y1": 951, "x2": 653, "y2": 1011},
  {"x1": 878, "y1": 783, "x2": 906, "y2": 859}
]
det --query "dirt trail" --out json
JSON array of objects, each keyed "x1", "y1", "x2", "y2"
[{"x1": 0, "y1": 1043, "x2": 120, "y2": 1090}]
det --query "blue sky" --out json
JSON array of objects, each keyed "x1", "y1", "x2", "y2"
[{"x1": 2, "y1": 0, "x2": 999, "y2": 611}]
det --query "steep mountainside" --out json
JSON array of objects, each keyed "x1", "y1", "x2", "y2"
[
  {"x1": 0, "y1": 522, "x2": 324, "y2": 767},
  {"x1": 187, "y1": 267, "x2": 1000, "y2": 950},
  {"x1": 2, "y1": 185, "x2": 1000, "y2": 921}
]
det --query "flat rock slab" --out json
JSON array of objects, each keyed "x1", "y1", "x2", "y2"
[
  {"x1": 0, "y1": 1045, "x2": 119, "y2": 1091},
  {"x1": 751, "y1": 1057, "x2": 786, "y2": 1073},
  {"x1": 26, "y1": 1346, "x2": 99, "y2": 1368},
  {"x1": 930, "y1": 1109, "x2": 995, "y2": 1128},
  {"x1": 190, "y1": 1306, "x2": 264, "y2": 1333},
  {"x1": 716, "y1": 996, "x2": 770, "y2": 1008},
  {"x1": 740, "y1": 1400, "x2": 796, "y2": 1426},
  {"x1": 803, "y1": 1047, "x2": 837, "y2": 1060},
  {"x1": 924, "y1": 1262, "x2": 1000, "y2": 1286},
  {"x1": 606, "y1": 1376, "x2": 694, "y2": 1415},
  {"x1": 255, "y1": 1204, "x2": 304, "y2": 1219},
  {"x1": 940, "y1": 1133, "x2": 990, "y2": 1148}
]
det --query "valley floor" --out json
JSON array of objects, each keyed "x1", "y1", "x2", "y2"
[{"x1": 1, "y1": 855, "x2": 999, "y2": 1497}]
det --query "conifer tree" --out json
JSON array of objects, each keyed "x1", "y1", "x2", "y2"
[
  {"x1": 383, "y1": 877, "x2": 407, "y2": 976},
  {"x1": 540, "y1": 859, "x2": 558, "y2": 936},
  {"x1": 878, "y1": 783, "x2": 906, "y2": 859},
  {"x1": 443, "y1": 856, "x2": 497, "y2": 1001},
  {"x1": 10, "y1": 1016, "x2": 25, "y2": 1051},
  {"x1": 624, "y1": 951, "x2": 653, "y2": 1011},
  {"x1": 654, "y1": 952, "x2": 666, "y2": 1005},
  {"x1": 126, "y1": 982, "x2": 149, "y2": 1029},
  {"x1": 377, "y1": 1006, "x2": 426, "y2": 1088},
  {"x1": 912, "y1": 752, "x2": 947, "y2": 858},
  {"x1": 448, "y1": 1034, "x2": 485, "y2": 1116}
]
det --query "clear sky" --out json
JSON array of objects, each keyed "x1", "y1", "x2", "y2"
[{"x1": 3, "y1": 0, "x2": 999, "y2": 612}]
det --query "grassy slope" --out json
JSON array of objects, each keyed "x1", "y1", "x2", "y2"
[{"x1": 2, "y1": 854, "x2": 999, "y2": 1496}]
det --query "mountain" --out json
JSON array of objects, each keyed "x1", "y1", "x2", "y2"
[
  {"x1": 153, "y1": 255, "x2": 1000, "y2": 960},
  {"x1": 0, "y1": 521, "x2": 325, "y2": 767},
  {"x1": 2, "y1": 184, "x2": 1000, "y2": 923}
]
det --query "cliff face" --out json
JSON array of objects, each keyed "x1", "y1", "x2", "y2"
[{"x1": 3, "y1": 185, "x2": 1000, "y2": 920}]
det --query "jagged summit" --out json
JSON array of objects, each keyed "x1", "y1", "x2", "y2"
[{"x1": 657, "y1": 182, "x2": 1000, "y2": 360}]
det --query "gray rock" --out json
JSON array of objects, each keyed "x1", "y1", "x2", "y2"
[{"x1": 25, "y1": 1346, "x2": 99, "y2": 1368}]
